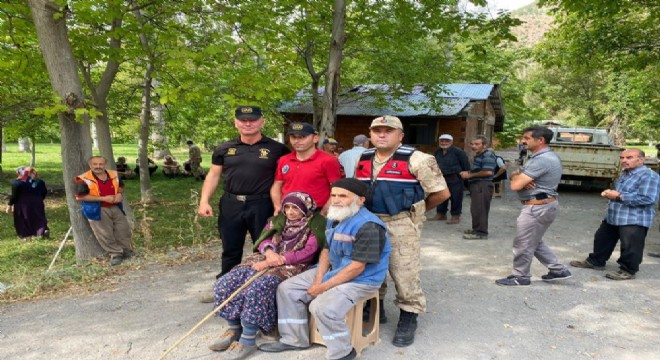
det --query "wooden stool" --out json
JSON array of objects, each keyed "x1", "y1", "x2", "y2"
[{"x1": 309, "y1": 292, "x2": 380, "y2": 356}]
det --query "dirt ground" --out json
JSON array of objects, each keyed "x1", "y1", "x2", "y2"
[{"x1": 1, "y1": 186, "x2": 659, "y2": 360}]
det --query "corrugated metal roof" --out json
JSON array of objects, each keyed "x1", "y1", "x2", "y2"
[{"x1": 280, "y1": 84, "x2": 496, "y2": 117}]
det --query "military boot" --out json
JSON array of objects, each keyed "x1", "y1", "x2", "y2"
[
  {"x1": 392, "y1": 309, "x2": 418, "y2": 347},
  {"x1": 362, "y1": 299, "x2": 387, "y2": 324}
]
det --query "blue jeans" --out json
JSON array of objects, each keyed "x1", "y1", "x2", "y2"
[{"x1": 587, "y1": 221, "x2": 648, "y2": 274}]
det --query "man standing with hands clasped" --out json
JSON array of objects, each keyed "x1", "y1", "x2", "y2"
[
  {"x1": 570, "y1": 148, "x2": 659, "y2": 280},
  {"x1": 75, "y1": 156, "x2": 133, "y2": 266},
  {"x1": 198, "y1": 106, "x2": 290, "y2": 278},
  {"x1": 433, "y1": 134, "x2": 470, "y2": 224},
  {"x1": 495, "y1": 126, "x2": 572, "y2": 286},
  {"x1": 356, "y1": 115, "x2": 449, "y2": 347},
  {"x1": 460, "y1": 135, "x2": 496, "y2": 240}
]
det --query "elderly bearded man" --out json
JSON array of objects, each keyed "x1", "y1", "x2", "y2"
[{"x1": 259, "y1": 178, "x2": 391, "y2": 360}]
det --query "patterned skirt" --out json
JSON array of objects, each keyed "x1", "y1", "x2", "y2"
[{"x1": 213, "y1": 254, "x2": 307, "y2": 333}]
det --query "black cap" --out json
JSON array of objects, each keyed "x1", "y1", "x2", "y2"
[
  {"x1": 287, "y1": 122, "x2": 316, "y2": 136},
  {"x1": 331, "y1": 178, "x2": 369, "y2": 198},
  {"x1": 235, "y1": 106, "x2": 263, "y2": 120}
]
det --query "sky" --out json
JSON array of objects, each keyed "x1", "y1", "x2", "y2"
[{"x1": 488, "y1": 0, "x2": 536, "y2": 11}]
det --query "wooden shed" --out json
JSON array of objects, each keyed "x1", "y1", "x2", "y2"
[{"x1": 279, "y1": 83, "x2": 505, "y2": 154}]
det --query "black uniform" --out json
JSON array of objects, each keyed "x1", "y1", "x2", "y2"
[{"x1": 212, "y1": 135, "x2": 290, "y2": 276}]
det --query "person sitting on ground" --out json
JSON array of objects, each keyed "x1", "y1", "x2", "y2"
[
  {"x1": 208, "y1": 191, "x2": 326, "y2": 360},
  {"x1": 115, "y1": 157, "x2": 135, "y2": 180},
  {"x1": 162, "y1": 155, "x2": 181, "y2": 178},
  {"x1": 182, "y1": 160, "x2": 192, "y2": 176},
  {"x1": 134, "y1": 157, "x2": 158, "y2": 177},
  {"x1": 259, "y1": 178, "x2": 391, "y2": 360}
]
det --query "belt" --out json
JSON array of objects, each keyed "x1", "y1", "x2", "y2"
[
  {"x1": 224, "y1": 193, "x2": 271, "y2": 202},
  {"x1": 521, "y1": 197, "x2": 557, "y2": 206},
  {"x1": 375, "y1": 212, "x2": 411, "y2": 222},
  {"x1": 444, "y1": 173, "x2": 460, "y2": 179}
]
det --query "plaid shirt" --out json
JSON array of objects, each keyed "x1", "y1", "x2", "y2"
[{"x1": 606, "y1": 166, "x2": 660, "y2": 228}]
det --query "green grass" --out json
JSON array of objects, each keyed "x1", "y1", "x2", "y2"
[
  {"x1": 0, "y1": 143, "x2": 221, "y2": 301},
  {"x1": 626, "y1": 144, "x2": 656, "y2": 157}
]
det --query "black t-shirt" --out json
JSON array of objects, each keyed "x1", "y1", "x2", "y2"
[
  {"x1": 212, "y1": 135, "x2": 290, "y2": 195},
  {"x1": 351, "y1": 222, "x2": 387, "y2": 264}
]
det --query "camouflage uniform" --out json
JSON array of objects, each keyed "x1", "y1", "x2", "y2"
[
  {"x1": 188, "y1": 144, "x2": 204, "y2": 178},
  {"x1": 372, "y1": 150, "x2": 446, "y2": 313}
]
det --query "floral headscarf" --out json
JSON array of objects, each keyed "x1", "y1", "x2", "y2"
[
  {"x1": 274, "y1": 192, "x2": 317, "y2": 252},
  {"x1": 16, "y1": 166, "x2": 31, "y2": 182}
]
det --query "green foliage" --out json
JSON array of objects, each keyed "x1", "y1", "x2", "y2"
[
  {"x1": 0, "y1": 143, "x2": 220, "y2": 301},
  {"x1": 0, "y1": 1, "x2": 56, "y2": 142},
  {"x1": 532, "y1": 1, "x2": 660, "y2": 141}
]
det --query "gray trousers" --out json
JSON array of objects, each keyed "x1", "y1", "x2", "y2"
[
  {"x1": 469, "y1": 181, "x2": 494, "y2": 236},
  {"x1": 88, "y1": 206, "x2": 132, "y2": 257},
  {"x1": 276, "y1": 268, "x2": 379, "y2": 360},
  {"x1": 512, "y1": 201, "x2": 566, "y2": 278}
]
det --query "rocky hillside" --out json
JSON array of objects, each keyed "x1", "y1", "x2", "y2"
[{"x1": 509, "y1": 1, "x2": 555, "y2": 48}]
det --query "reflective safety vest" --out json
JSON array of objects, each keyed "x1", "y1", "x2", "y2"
[
  {"x1": 323, "y1": 207, "x2": 390, "y2": 287},
  {"x1": 75, "y1": 170, "x2": 122, "y2": 220},
  {"x1": 355, "y1": 145, "x2": 425, "y2": 215}
]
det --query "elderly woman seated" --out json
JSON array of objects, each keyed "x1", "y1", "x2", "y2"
[{"x1": 208, "y1": 191, "x2": 326, "y2": 360}]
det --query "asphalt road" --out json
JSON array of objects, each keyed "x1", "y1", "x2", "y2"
[{"x1": 1, "y1": 189, "x2": 659, "y2": 360}]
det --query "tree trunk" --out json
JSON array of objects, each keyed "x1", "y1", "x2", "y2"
[
  {"x1": 133, "y1": 4, "x2": 155, "y2": 203},
  {"x1": 137, "y1": 62, "x2": 155, "y2": 203},
  {"x1": 30, "y1": 136, "x2": 36, "y2": 167},
  {"x1": 311, "y1": 77, "x2": 322, "y2": 130},
  {"x1": 18, "y1": 137, "x2": 31, "y2": 152},
  {"x1": 150, "y1": 80, "x2": 170, "y2": 159},
  {"x1": 27, "y1": 0, "x2": 103, "y2": 260},
  {"x1": 608, "y1": 113, "x2": 624, "y2": 146},
  {"x1": 79, "y1": 8, "x2": 123, "y2": 170},
  {"x1": 90, "y1": 122, "x2": 99, "y2": 150},
  {"x1": 319, "y1": 0, "x2": 346, "y2": 144},
  {"x1": 94, "y1": 108, "x2": 116, "y2": 169},
  {"x1": 0, "y1": 127, "x2": 4, "y2": 175}
]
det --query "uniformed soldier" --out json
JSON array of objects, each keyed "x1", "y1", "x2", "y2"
[
  {"x1": 198, "y1": 106, "x2": 290, "y2": 277},
  {"x1": 162, "y1": 155, "x2": 181, "y2": 178},
  {"x1": 187, "y1": 139, "x2": 204, "y2": 180},
  {"x1": 356, "y1": 115, "x2": 449, "y2": 347}
]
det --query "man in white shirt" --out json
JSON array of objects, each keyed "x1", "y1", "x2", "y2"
[{"x1": 338, "y1": 134, "x2": 370, "y2": 178}]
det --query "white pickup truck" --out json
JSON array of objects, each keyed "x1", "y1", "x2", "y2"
[{"x1": 547, "y1": 127, "x2": 623, "y2": 190}]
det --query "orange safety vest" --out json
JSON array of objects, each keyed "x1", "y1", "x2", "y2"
[{"x1": 75, "y1": 169, "x2": 120, "y2": 199}]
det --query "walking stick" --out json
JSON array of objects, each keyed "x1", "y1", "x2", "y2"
[
  {"x1": 158, "y1": 268, "x2": 268, "y2": 360},
  {"x1": 47, "y1": 226, "x2": 73, "y2": 271}
]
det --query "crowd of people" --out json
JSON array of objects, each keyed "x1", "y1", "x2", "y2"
[
  {"x1": 115, "y1": 142, "x2": 206, "y2": 181},
  {"x1": 5, "y1": 105, "x2": 659, "y2": 360},
  {"x1": 192, "y1": 110, "x2": 657, "y2": 360}
]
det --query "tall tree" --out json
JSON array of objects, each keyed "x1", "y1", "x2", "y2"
[
  {"x1": 74, "y1": 0, "x2": 125, "y2": 170},
  {"x1": 318, "y1": 0, "x2": 346, "y2": 144},
  {"x1": 131, "y1": 2, "x2": 155, "y2": 203},
  {"x1": 26, "y1": 0, "x2": 102, "y2": 260},
  {"x1": 534, "y1": 0, "x2": 660, "y2": 139}
]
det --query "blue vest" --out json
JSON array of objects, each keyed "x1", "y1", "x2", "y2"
[
  {"x1": 355, "y1": 145, "x2": 425, "y2": 215},
  {"x1": 323, "y1": 207, "x2": 391, "y2": 286}
]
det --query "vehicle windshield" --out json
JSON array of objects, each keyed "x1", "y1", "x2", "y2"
[{"x1": 555, "y1": 131, "x2": 593, "y2": 143}]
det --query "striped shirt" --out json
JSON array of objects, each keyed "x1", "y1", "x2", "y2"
[
  {"x1": 468, "y1": 150, "x2": 497, "y2": 183},
  {"x1": 606, "y1": 166, "x2": 660, "y2": 228}
]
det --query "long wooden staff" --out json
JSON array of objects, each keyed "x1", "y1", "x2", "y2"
[{"x1": 158, "y1": 268, "x2": 268, "y2": 360}]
